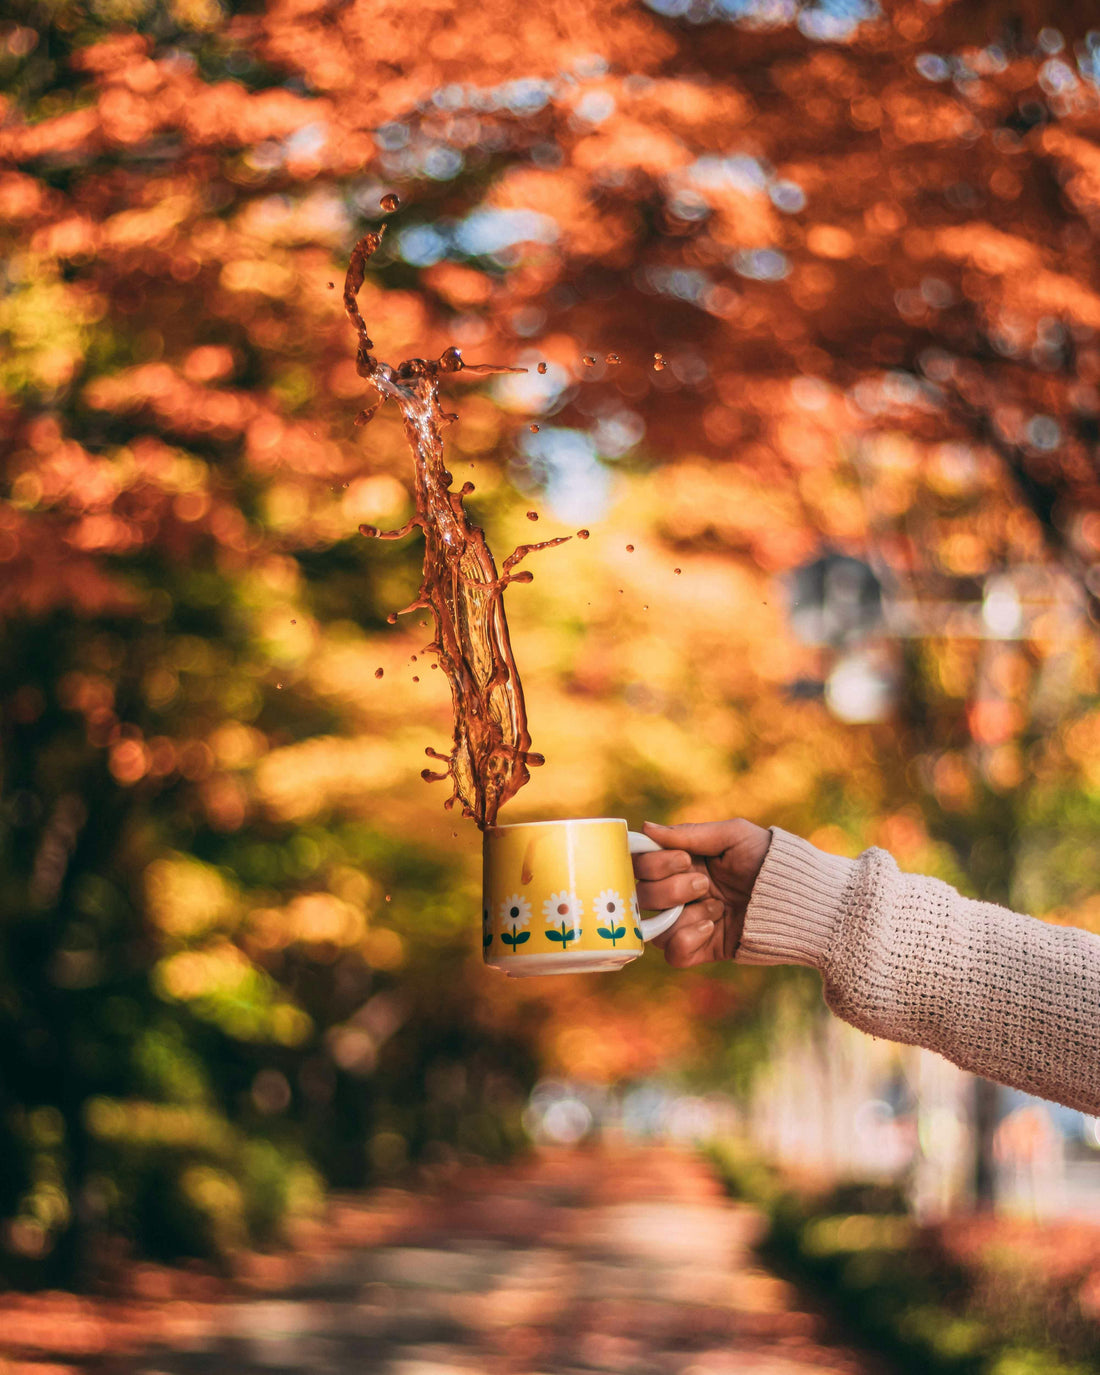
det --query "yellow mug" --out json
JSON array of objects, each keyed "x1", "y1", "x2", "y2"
[{"x1": 482, "y1": 818, "x2": 682, "y2": 977}]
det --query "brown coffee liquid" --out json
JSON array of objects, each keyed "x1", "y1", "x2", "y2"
[{"x1": 344, "y1": 230, "x2": 568, "y2": 828}]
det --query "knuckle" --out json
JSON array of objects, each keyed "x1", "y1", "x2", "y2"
[
  {"x1": 665, "y1": 932, "x2": 693, "y2": 966},
  {"x1": 665, "y1": 940, "x2": 693, "y2": 973}
]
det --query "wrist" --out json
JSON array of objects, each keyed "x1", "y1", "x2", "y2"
[
  {"x1": 735, "y1": 827, "x2": 857, "y2": 968},
  {"x1": 728, "y1": 826, "x2": 772, "y2": 958}
]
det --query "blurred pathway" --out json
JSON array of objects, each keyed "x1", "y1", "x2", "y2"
[{"x1": 112, "y1": 1146, "x2": 889, "y2": 1375}]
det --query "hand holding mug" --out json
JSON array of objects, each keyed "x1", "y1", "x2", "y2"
[{"x1": 631, "y1": 819, "x2": 772, "y2": 969}]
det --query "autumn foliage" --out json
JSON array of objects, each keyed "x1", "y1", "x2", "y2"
[{"x1": 1, "y1": 0, "x2": 1099, "y2": 1279}]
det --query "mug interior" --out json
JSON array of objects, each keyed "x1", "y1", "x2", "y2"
[{"x1": 486, "y1": 817, "x2": 627, "y2": 832}]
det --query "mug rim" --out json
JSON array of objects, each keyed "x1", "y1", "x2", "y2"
[{"x1": 485, "y1": 816, "x2": 628, "y2": 832}]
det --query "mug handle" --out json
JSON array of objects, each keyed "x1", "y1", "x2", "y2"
[{"x1": 627, "y1": 831, "x2": 683, "y2": 941}]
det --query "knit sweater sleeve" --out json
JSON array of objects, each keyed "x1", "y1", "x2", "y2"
[{"x1": 736, "y1": 827, "x2": 1100, "y2": 1115}]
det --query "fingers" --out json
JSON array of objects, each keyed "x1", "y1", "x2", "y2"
[
  {"x1": 642, "y1": 818, "x2": 750, "y2": 858},
  {"x1": 632, "y1": 846, "x2": 693, "y2": 882},
  {"x1": 647, "y1": 897, "x2": 721, "y2": 950},
  {"x1": 635, "y1": 869, "x2": 709, "y2": 913},
  {"x1": 660, "y1": 900, "x2": 723, "y2": 968}
]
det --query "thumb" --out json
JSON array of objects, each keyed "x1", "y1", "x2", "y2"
[{"x1": 642, "y1": 819, "x2": 741, "y2": 857}]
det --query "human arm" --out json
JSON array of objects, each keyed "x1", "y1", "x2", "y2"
[{"x1": 634, "y1": 821, "x2": 1100, "y2": 1115}]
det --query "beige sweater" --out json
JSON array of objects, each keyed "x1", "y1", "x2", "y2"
[{"x1": 737, "y1": 828, "x2": 1100, "y2": 1115}]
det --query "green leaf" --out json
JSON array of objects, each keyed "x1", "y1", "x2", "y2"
[
  {"x1": 611, "y1": 925, "x2": 625, "y2": 940},
  {"x1": 597, "y1": 926, "x2": 614, "y2": 939},
  {"x1": 546, "y1": 929, "x2": 566, "y2": 943},
  {"x1": 512, "y1": 930, "x2": 529, "y2": 945}
]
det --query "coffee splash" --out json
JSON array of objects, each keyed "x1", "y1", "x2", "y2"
[{"x1": 344, "y1": 228, "x2": 568, "y2": 828}]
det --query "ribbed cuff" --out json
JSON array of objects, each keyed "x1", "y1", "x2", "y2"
[{"x1": 735, "y1": 827, "x2": 857, "y2": 968}]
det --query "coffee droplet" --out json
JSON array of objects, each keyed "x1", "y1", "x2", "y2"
[
  {"x1": 537, "y1": 361, "x2": 548, "y2": 374},
  {"x1": 385, "y1": 894, "x2": 391, "y2": 902},
  {"x1": 291, "y1": 618, "x2": 296, "y2": 624},
  {"x1": 380, "y1": 192, "x2": 400, "y2": 213},
  {"x1": 606, "y1": 352, "x2": 621, "y2": 365},
  {"x1": 438, "y1": 345, "x2": 463, "y2": 372},
  {"x1": 386, "y1": 612, "x2": 397, "y2": 624},
  {"x1": 526, "y1": 510, "x2": 539, "y2": 521},
  {"x1": 576, "y1": 528, "x2": 589, "y2": 539},
  {"x1": 673, "y1": 566, "x2": 682, "y2": 575},
  {"x1": 360, "y1": 523, "x2": 379, "y2": 537},
  {"x1": 653, "y1": 352, "x2": 666, "y2": 370},
  {"x1": 412, "y1": 675, "x2": 419, "y2": 682},
  {"x1": 327, "y1": 281, "x2": 334, "y2": 289},
  {"x1": 626, "y1": 544, "x2": 634, "y2": 552},
  {"x1": 276, "y1": 681, "x2": 283, "y2": 689},
  {"x1": 529, "y1": 423, "x2": 540, "y2": 433},
  {"x1": 643, "y1": 604, "x2": 649, "y2": 611},
  {"x1": 375, "y1": 667, "x2": 384, "y2": 678},
  {"x1": 582, "y1": 354, "x2": 596, "y2": 367},
  {"x1": 410, "y1": 654, "x2": 418, "y2": 663}
]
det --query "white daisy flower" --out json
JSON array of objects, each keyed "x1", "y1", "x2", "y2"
[
  {"x1": 498, "y1": 893, "x2": 532, "y2": 929},
  {"x1": 595, "y1": 889, "x2": 625, "y2": 922},
  {"x1": 543, "y1": 891, "x2": 583, "y2": 930}
]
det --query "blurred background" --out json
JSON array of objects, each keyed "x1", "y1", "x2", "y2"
[{"x1": 2, "y1": 0, "x2": 1100, "y2": 1355}]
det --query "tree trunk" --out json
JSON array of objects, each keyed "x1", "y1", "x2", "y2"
[{"x1": 972, "y1": 1075, "x2": 999, "y2": 1210}]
